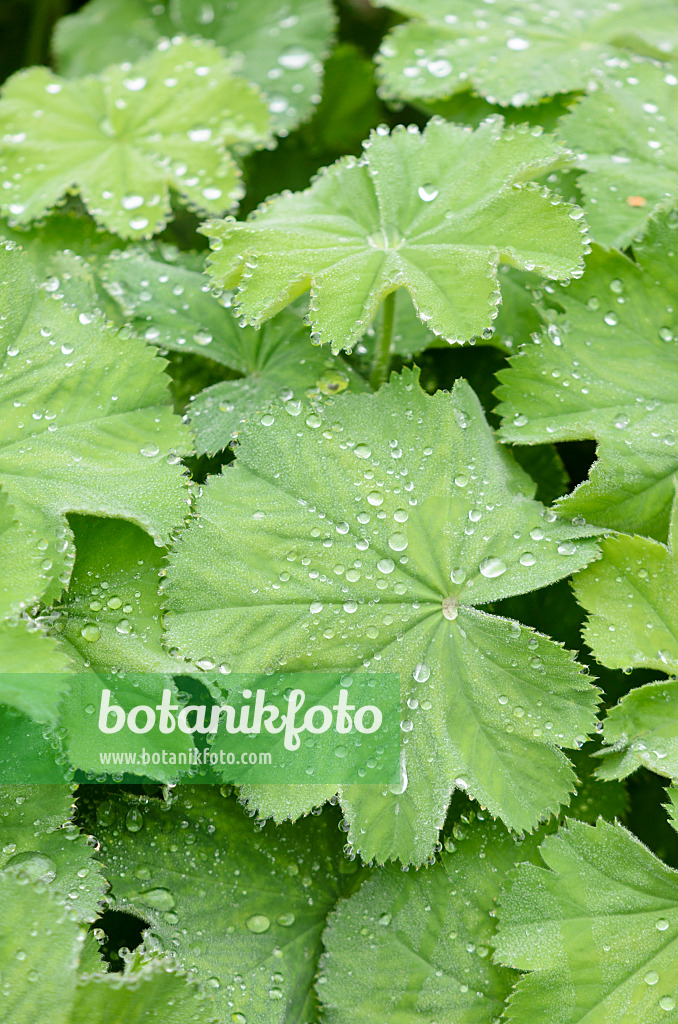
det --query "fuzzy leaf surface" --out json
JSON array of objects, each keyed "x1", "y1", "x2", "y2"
[
  {"x1": 374, "y1": 0, "x2": 678, "y2": 107},
  {"x1": 204, "y1": 117, "x2": 586, "y2": 354},
  {"x1": 165, "y1": 369, "x2": 600, "y2": 864},
  {"x1": 496, "y1": 819, "x2": 678, "y2": 1023},
  {"x1": 101, "y1": 249, "x2": 369, "y2": 453},
  {"x1": 0, "y1": 242, "x2": 190, "y2": 599},
  {"x1": 53, "y1": 0, "x2": 335, "y2": 133},
  {"x1": 497, "y1": 212, "x2": 678, "y2": 540},
  {"x1": 94, "y1": 787, "x2": 366, "y2": 1024},
  {"x1": 0, "y1": 38, "x2": 271, "y2": 238},
  {"x1": 559, "y1": 63, "x2": 678, "y2": 248},
  {"x1": 318, "y1": 816, "x2": 538, "y2": 1023}
]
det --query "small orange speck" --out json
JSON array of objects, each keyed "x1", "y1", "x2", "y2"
[{"x1": 626, "y1": 195, "x2": 647, "y2": 207}]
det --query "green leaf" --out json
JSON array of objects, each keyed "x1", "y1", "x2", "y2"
[
  {"x1": 71, "y1": 959, "x2": 220, "y2": 1023},
  {"x1": 53, "y1": 0, "x2": 336, "y2": 134},
  {"x1": 0, "y1": 242, "x2": 191, "y2": 598},
  {"x1": 318, "y1": 815, "x2": 537, "y2": 1023},
  {"x1": 0, "y1": 37, "x2": 271, "y2": 239},
  {"x1": 100, "y1": 248, "x2": 370, "y2": 454},
  {"x1": 0, "y1": 872, "x2": 85, "y2": 1024},
  {"x1": 0, "y1": 869, "x2": 216, "y2": 1024},
  {"x1": 0, "y1": 706, "x2": 73, "y2": 783},
  {"x1": 165, "y1": 368, "x2": 601, "y2": 864},
  {"x1": 574, "y1": 494, "x2": 678, "y2": 673},
  {"x1": 374, "y1": 0, "x2": 678, "y2": 107},
  {"x1": 94, "y1": 786, "x2": 366, "y2": 1023},
  {"x1": 203, "y1": 116, "x2": 588, "y2": 354},
  {"x1": 497, "y1": 211, "x2": 678, "y2": 540},
  {"x1": 558, "y1": 62, "x2": 678, "y2": 248},
  {"x1": 667, "y1": 787, "x2": 678, "y2": 833},
  {"x1": 53, "y1": 515, "x2": 183, "y2": 675},
  {"x1": 495, "y1": 818, "x2": 678, "y2": 1023},
  {"x1": 593, "y1": 681, "x2": 678, "y2": 784},
  {"x1": 0, "y1": 786, "x2": 107, "y2": 923}
]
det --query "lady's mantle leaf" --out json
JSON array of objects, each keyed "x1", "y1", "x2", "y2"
[
  {"x1": 101, "y1": 248, "x2": 369, "y2": 454},
  {"x1": 374, "y1": 0, "x2": 678, "y2": 107},
  {"x1": 318, "y1": 816, "x2": 538, "y2": 1023},
  {"x1": 53, "y1": 0, "x2": 335, "y2": 134},
  {"x1": 165, "y1": 368, "x2": 601, "y2": 864},
  {"x1": 0, "y1": 870, "x2": 216, "y2": 1024},
  {"x1": 93, "y1": 787, "x2": 366, "y2": 1024},
  {"x1": 574, "y1": 490, "x2": 678, "y2": 784},
  {"x1": 0, "y1": 786, "x2": 106, "y2": 923},
  {"x1": 0, "y1": 242, "x2": 191, "y2": 599},
  {"x1": 496, "y1": 819, "x2": 678, "y2": 1023},
  {"x1": 497, "y1": 211, "x2": 678, "y2": 541},
  {"x1": 0, "y1": 37, "x2": 271, "y2": 239},
  {"x1": 203, "y1": 116, "x2": 588, "y2": 354},
  {"x1": 559, "y1": 62, "x2": 678, "y2": 248}
]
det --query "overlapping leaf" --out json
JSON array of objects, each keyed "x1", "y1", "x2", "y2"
[
  {"x1": 374, "y1": 0, "x2": 678, "y2": 106},
  {"x1": 0, "y1": 786, "x2": 106, "y2": 922},
  {"x1": 0, "y1": 870, "x2": 217, "y2": 1024},
  {"x1": 0, "y1": 242, "x2": 191, "y2": 601},
  {"x1": 496, "y1": 819, "x2": 678, "y2": 1023},
  {"x1": 574, "y1": 490, "x2": 678, "y2": 783},
  {"x1": 0, "y1": 38, "x2": 271, "y2": 239},
  {"x1": 93, "y1": 786, "x2": 366, "y2": 1024},
  {"x1": 165, "y1": 368, "x2": 601, "y2": 864},
  {"x1": 203, "y1": 116, "x2": 588, "y2": 354},
  {"x1": 53, "y1": 0, "x2": 335, "y2": 133},
  {"x1": 318, "y1": 816, "x2": 537, "y2": 1023},
  {"x1": 559, "y1": 62, "x2": 678, "y2": 247},
  {"x1": 497, "y1": 211, "x2": 678, "y2": 540},
  {"x1": 101, "y1": 248, "x2": 369, "y2": 454}
]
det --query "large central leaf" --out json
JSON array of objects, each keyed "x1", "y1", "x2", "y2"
[
  {"x1": 374, "y1": 0, "x2": 678, "y2": 107},
  {"x1": 203, "y1": 116, "x2": 587, "y2": 353},
  {"x1": 165, "y1": 369, "x2": 601, "y2": 864}
]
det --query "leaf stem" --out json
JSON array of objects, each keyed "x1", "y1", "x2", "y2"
[{"x1": 370, "y1": 291, "x2": 396, "y2": 390}]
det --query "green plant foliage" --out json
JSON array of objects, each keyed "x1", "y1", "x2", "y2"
[
  {"x1": 497, "y1": 211, "x2": 678, "y2": 540},
  {"x1": 95, "y1": 786, "x2": 367, "y2": 1023},
  {"x1": 318, "y1": 814, "x2": 538, "y2": 1022},
  {"x1": 165, "y1": 368, "x2": 601, "y2": 863},
  {"x1": 0, "y1": 785, "x2": 106, "y2": 922},
  {"x1": 0, "y1": 38, "x2": 271, "y2": 238},
  {"x1": 559, "y1": 62, "x2": 678, "y2": 248},
  {"x1": 374, "y1": 0, "x2": 678, "y2": 107},
  {"x1": 204, "y1": 116, "x2": 588, "y2": 353},
  {"x1": 53, "y1": 0, "x2": 335, "y2": 135},
  {"x1": 0, "y1": 242, "x2": 191, "y2": 595},
  {"x1": 496, "y1": 818, "x2": 678, "y2": 1022},
  {"x1": 1, "y1": 4, "x2": 677, "y2": 1018},
  {"x1": 100, "y1": 248, "x2": 369, "y2": 453}
]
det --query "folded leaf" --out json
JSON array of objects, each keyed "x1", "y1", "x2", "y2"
[{"x1": 204, "y1": 116, "x2": 587, "y2": 353}]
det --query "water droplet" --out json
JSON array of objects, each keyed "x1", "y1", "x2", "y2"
[
  {"x1": 125, "y1": 809, "x2": 144, "y2": 833},
  {"x1": 354, "y1": 443, "x2": 371, "y2": 459},
  {"x1": 138, "y1": 887, "x2": 176, "y2": 912},
  {"x1": 519, "y1": 552, "x2": 536, "y2": 566},
  {"x1": 656, "y1": 918, "x2": 670, "y2": 931},
  {"x1": 80, "y1": 623, "x2": 101, "y2": 643},
  {"x1": 417, "y1": 183, "x2": 439, "y2": 202},
  {"x1": 388, "y1": 532, "x2": 408, "y2": 552},
  {"x1": 246, "y1": 914, "x2": 271, "y2": 933},
  {"x1": 377, "y1": 558, "x2": 395, "y2": 574},
  {"x1": 507, "y1": 36, "x2": 530, "y2": 50},
  {"x1": 479, "y1": 556, "x2": 507, "y2": 578},
  {"x1": 660, "y1": 996, "x2": 676, "y2": 1011},
  {"x1": 413, "y1": 662, "x2": 430, "y2": 683},
  {"x1": 277, "y1": 912, "x2": 295, "y2": 927},
  {"x1": 645, "y1": 971, "x2": 660, "y2": 986},
  {"x1": 278, "y1": 45, "x2": 312, "y2": 70},
  {"x1": 5, "y1": 851, "x2": 57, "y2": 884}
]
